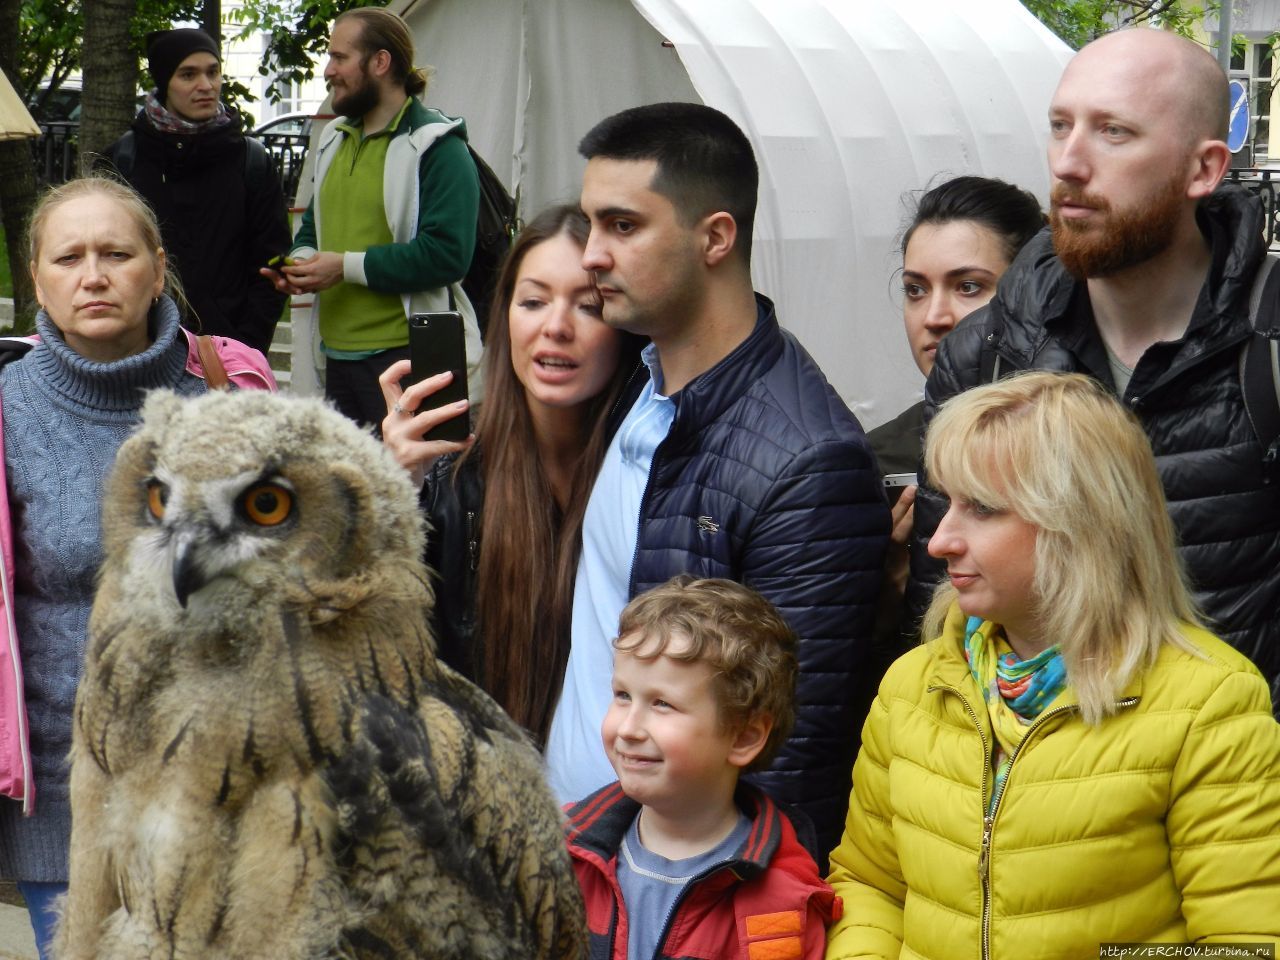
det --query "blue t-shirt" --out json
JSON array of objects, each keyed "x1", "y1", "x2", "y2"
[
  {"x1": 617, "y1": 811, "x2": 751, "y2": 960},
  {"x1": 545, "y1": 345, "x2": 674, "y2": 803}
]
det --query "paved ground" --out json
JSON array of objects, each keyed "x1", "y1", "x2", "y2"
[{"x1": 0, "y1": 904, "x2": 34, "y2": 960}]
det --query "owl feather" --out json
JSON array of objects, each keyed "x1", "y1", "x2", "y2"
[{"x1": 55, "y1": 390, "x2": 586, "y2": 960}]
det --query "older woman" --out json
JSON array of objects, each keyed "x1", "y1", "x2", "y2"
[
  {"x1": 0, "y1": 177, "x2": 272, "y2": 957},
  {"x1": 379, "y1": 204, "x2": 642, "y2": 748},
  {"x1": 827, "y1": 372, "x2": 1280, "y2": 957}
]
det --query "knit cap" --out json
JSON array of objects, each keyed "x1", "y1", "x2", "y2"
[{"x1": 146, "y1": 29, "x2": 220, "y2": 104}]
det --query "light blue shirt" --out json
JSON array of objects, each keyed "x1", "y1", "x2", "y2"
[{"x1": 545, "y1": 346, "x2": 675, "y2": 804}]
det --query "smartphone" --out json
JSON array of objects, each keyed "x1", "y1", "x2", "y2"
[
  {"x1": 883, "y1": 472, "x2": 917, "y2": 489},
  {"x1": 408, "y1": 312, "x2": 470, "y2": 443}
]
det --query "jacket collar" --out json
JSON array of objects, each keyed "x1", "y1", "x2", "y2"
[
  {"x1": 0, "y1": 337, "x2": 36, "y2": 376},
  {"x1": 661, "y1": 292, "x2": 784, "y2": 440},
  {"x1": 924, "y1": 604, "x2": 1148, "y2": 714},
  {"x1": 991, "y1": 184, "x2": 1267, "y2": 368},
  {"x1": 564, "y1": 780, "x2": 786, "y2": 881},
  {"x1": 319, "y1": 98, "x2": 463, "y2": 152}
]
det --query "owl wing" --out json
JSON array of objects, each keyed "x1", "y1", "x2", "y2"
[{"x1": 325, "y1": 666, "x2": 586, "y2": 960}]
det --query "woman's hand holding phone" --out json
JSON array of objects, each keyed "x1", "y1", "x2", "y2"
[{"x1": 377, "y1": 359, "x2": 473, "y2": 487}]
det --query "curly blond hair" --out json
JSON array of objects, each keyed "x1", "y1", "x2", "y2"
[{"x1": 615, "y1": 575, "x2": 797, "y2": 772}]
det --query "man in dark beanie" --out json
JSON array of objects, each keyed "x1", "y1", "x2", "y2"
[{"x1": 100, "y1": 27, "x2": 290, "y2": 355}]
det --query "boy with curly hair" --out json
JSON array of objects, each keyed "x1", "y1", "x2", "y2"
[{"x1": 563, "y1": 575, "x2": 841, "y2": 960}]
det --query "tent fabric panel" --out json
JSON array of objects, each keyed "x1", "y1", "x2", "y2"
[{"x1": 633, "y1": 0, "x2": 1070, "y2": 426}]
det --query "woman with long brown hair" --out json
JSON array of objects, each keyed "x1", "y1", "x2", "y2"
[{"x1": 380, "y1": 204, "x2": 642, "y2": 747}]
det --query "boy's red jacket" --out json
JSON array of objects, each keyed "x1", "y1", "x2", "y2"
[{"x1": 564, "y1": 782, "x2": 841, "y2": 960}]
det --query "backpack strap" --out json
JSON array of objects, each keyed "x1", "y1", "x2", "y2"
[
  {"x1": 196, "y1": 335, "x2": 230, "y2": 391},
  {"x1": 243, "y1": 136, "x2": 273, "y2": 182},
  {"x1": 1241, "y1": 252, "x2": 1280, "y2": 480}
]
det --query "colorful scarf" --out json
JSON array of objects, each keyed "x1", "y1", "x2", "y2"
[
  {"x1": 963, "y1": 616, "x2": 1066, "y2": 814},
  {"x1": 143, "y1": 89, "x2": 231, "y2": 135}
]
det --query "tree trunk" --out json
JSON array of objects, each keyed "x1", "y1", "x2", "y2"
[
  {"x1": 202, "y1": 0, "x2": 223, "y2": 48},
  {"x1": 0, "y1": 0, "x2": 38, "y2": 330},
  {"x1": 79, "y1": 0, "x2": 138, "y2": 172}
]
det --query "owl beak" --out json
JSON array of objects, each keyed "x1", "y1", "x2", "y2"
[{"x1": 170, "y1": 531, "x2": 208, "y2": 608}]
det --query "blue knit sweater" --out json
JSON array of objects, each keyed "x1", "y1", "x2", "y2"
[{"x1": 0, "y1": 299, "x2": 204, "y2": 881}]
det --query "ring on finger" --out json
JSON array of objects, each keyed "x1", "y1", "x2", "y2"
[{"x1": 393, "y1": 402, "x2": 409, "y2": 416}]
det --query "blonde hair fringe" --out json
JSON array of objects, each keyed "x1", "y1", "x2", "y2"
[{"x1": 921, "y1": 372, "x2": 1201, "y2": 724}]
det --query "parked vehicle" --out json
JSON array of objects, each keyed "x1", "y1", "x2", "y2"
[
  {"x1": 253, "y1": 111, "x2": 315, "y2": 139},
  {"x1": 253, "y1": 111, "x2": 318, "y2": 207}
]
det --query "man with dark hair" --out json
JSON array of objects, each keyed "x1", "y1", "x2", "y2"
[
  {"x1": 908, "y1": 28, "x2": 1280, "y2": 705},
  {"x1": 545, "y1": 102, "x2": 890, "y2": 861},
  {"x1": 104, "y1": 28, "x2": 291, "y2": 355},
  {"x1": 263, "y1": 8, "x2": 483, "y2": 430}
]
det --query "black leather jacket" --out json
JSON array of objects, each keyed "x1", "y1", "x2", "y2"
[
  {"x1": 907, "y1": 186, "x2": 1280, "y2": 706},
  {"x1": 420, "y1": 450, "x2": 483, "y2": 682}
]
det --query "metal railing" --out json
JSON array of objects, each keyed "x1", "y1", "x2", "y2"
[
  {"x1": 32, "y1": 121, "x2": 79, "y2": 186},
  {"x1": 31, "y1": 121, "x2": 309, "y2": 207},
  {"x1": 258, "y1": 131, "x2": 309, "y2": 207}
]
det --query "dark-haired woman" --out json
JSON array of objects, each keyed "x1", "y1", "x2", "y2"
[
  {"x1": 379, "y1": 204, "x2": 642, "y2": 747},
  {"x1": 870, "y1": 176, "x2": 1043, "y2": 613}
]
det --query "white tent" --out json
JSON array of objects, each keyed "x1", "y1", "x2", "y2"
[
  {"x1": 374, "y1": 0, "x2": 1074, "y2": 426},
  {"x1": 0, "y1": 70, "x2": 40, "y2": 141}
]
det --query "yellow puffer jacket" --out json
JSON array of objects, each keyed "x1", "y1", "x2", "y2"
[{"x1": 826, "y1": 605, "x2": 1280, "y2": 959}]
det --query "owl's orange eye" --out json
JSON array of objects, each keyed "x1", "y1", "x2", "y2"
[
  {"x1": 241, "y1": 483, "x2": 293, "y2": 527},
  {"x1": 146, "y1": 480, "x2": 168, "y2": 520}
]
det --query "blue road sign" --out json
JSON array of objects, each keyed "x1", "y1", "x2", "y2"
[{"x1": 1228, "y1": 79, "x2": 1250, "y2": 153}]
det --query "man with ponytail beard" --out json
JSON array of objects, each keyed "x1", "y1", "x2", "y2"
[{"x1": 264, "y1": 7, "x2": 483, "y2": 431}]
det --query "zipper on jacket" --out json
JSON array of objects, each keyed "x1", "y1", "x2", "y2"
[
  {"x1": 651, "y1": 861, "x2": 742, "y2": 957},
  {"x1": 465, "y1": 510, "x2": 478, "y2": 573},
  {"x1": 931, "y1": 682, "x2": 996, "y2": 958},
  {"x1": 971, "y1": 694, "x2": 1139, "y2": 960}
]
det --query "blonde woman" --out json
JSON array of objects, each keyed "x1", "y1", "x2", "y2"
[
  {"x1": 826, "y1": 372, "x2": 1280, "y2": 957},
  {"x1": 0, "y1": 177, "x2": 272, "y2": 957}
]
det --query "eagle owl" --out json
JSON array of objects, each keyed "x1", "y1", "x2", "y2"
[{"x1": 56, "y1": 390, "x2": 586, "y2": 960}]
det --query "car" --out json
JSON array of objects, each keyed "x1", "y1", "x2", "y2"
[
  {"x1": 28, "y1": 80, "x2": 145, "y2": 124},
  {"x1": 252, "y1": 111, "x2": 315, "y2": 139},
  {"x1": 27, "y1": 80, "x2": 83, "y2": 123}
]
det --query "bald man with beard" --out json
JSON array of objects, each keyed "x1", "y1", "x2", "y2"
[{"x1": 907, "y1": 28, "x2": 1280, "y2": 709}]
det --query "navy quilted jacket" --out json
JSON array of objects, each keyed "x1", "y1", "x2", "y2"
[{"x1": 621, "y1": 295, "x2": 890, "y2": 859}]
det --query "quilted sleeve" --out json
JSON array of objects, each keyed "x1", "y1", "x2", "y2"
[
  {"x1": 743, "y1": 438, "x2": 890, "y2": 861},
  {"x1": 1168, "y1": 667, "x2": 1280, "y2": 941},
  {"x1": 824, "y1": 692, "x2": 905, "y2": 959}
]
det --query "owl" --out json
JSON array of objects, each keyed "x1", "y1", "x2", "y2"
[{"x1": 56, "y1": 389, "x2": 586, "y2": 960}]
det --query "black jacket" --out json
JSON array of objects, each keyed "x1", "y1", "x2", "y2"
[
  {"x1": 420, "y1": 449, "x2": 483, "y2": 682},
  {"x1": 907, "y1": 186, "x2": 1280, "y2": 705},
  {"x1": 103, "y1": 110, "x2": 291, "y2": 354}
]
